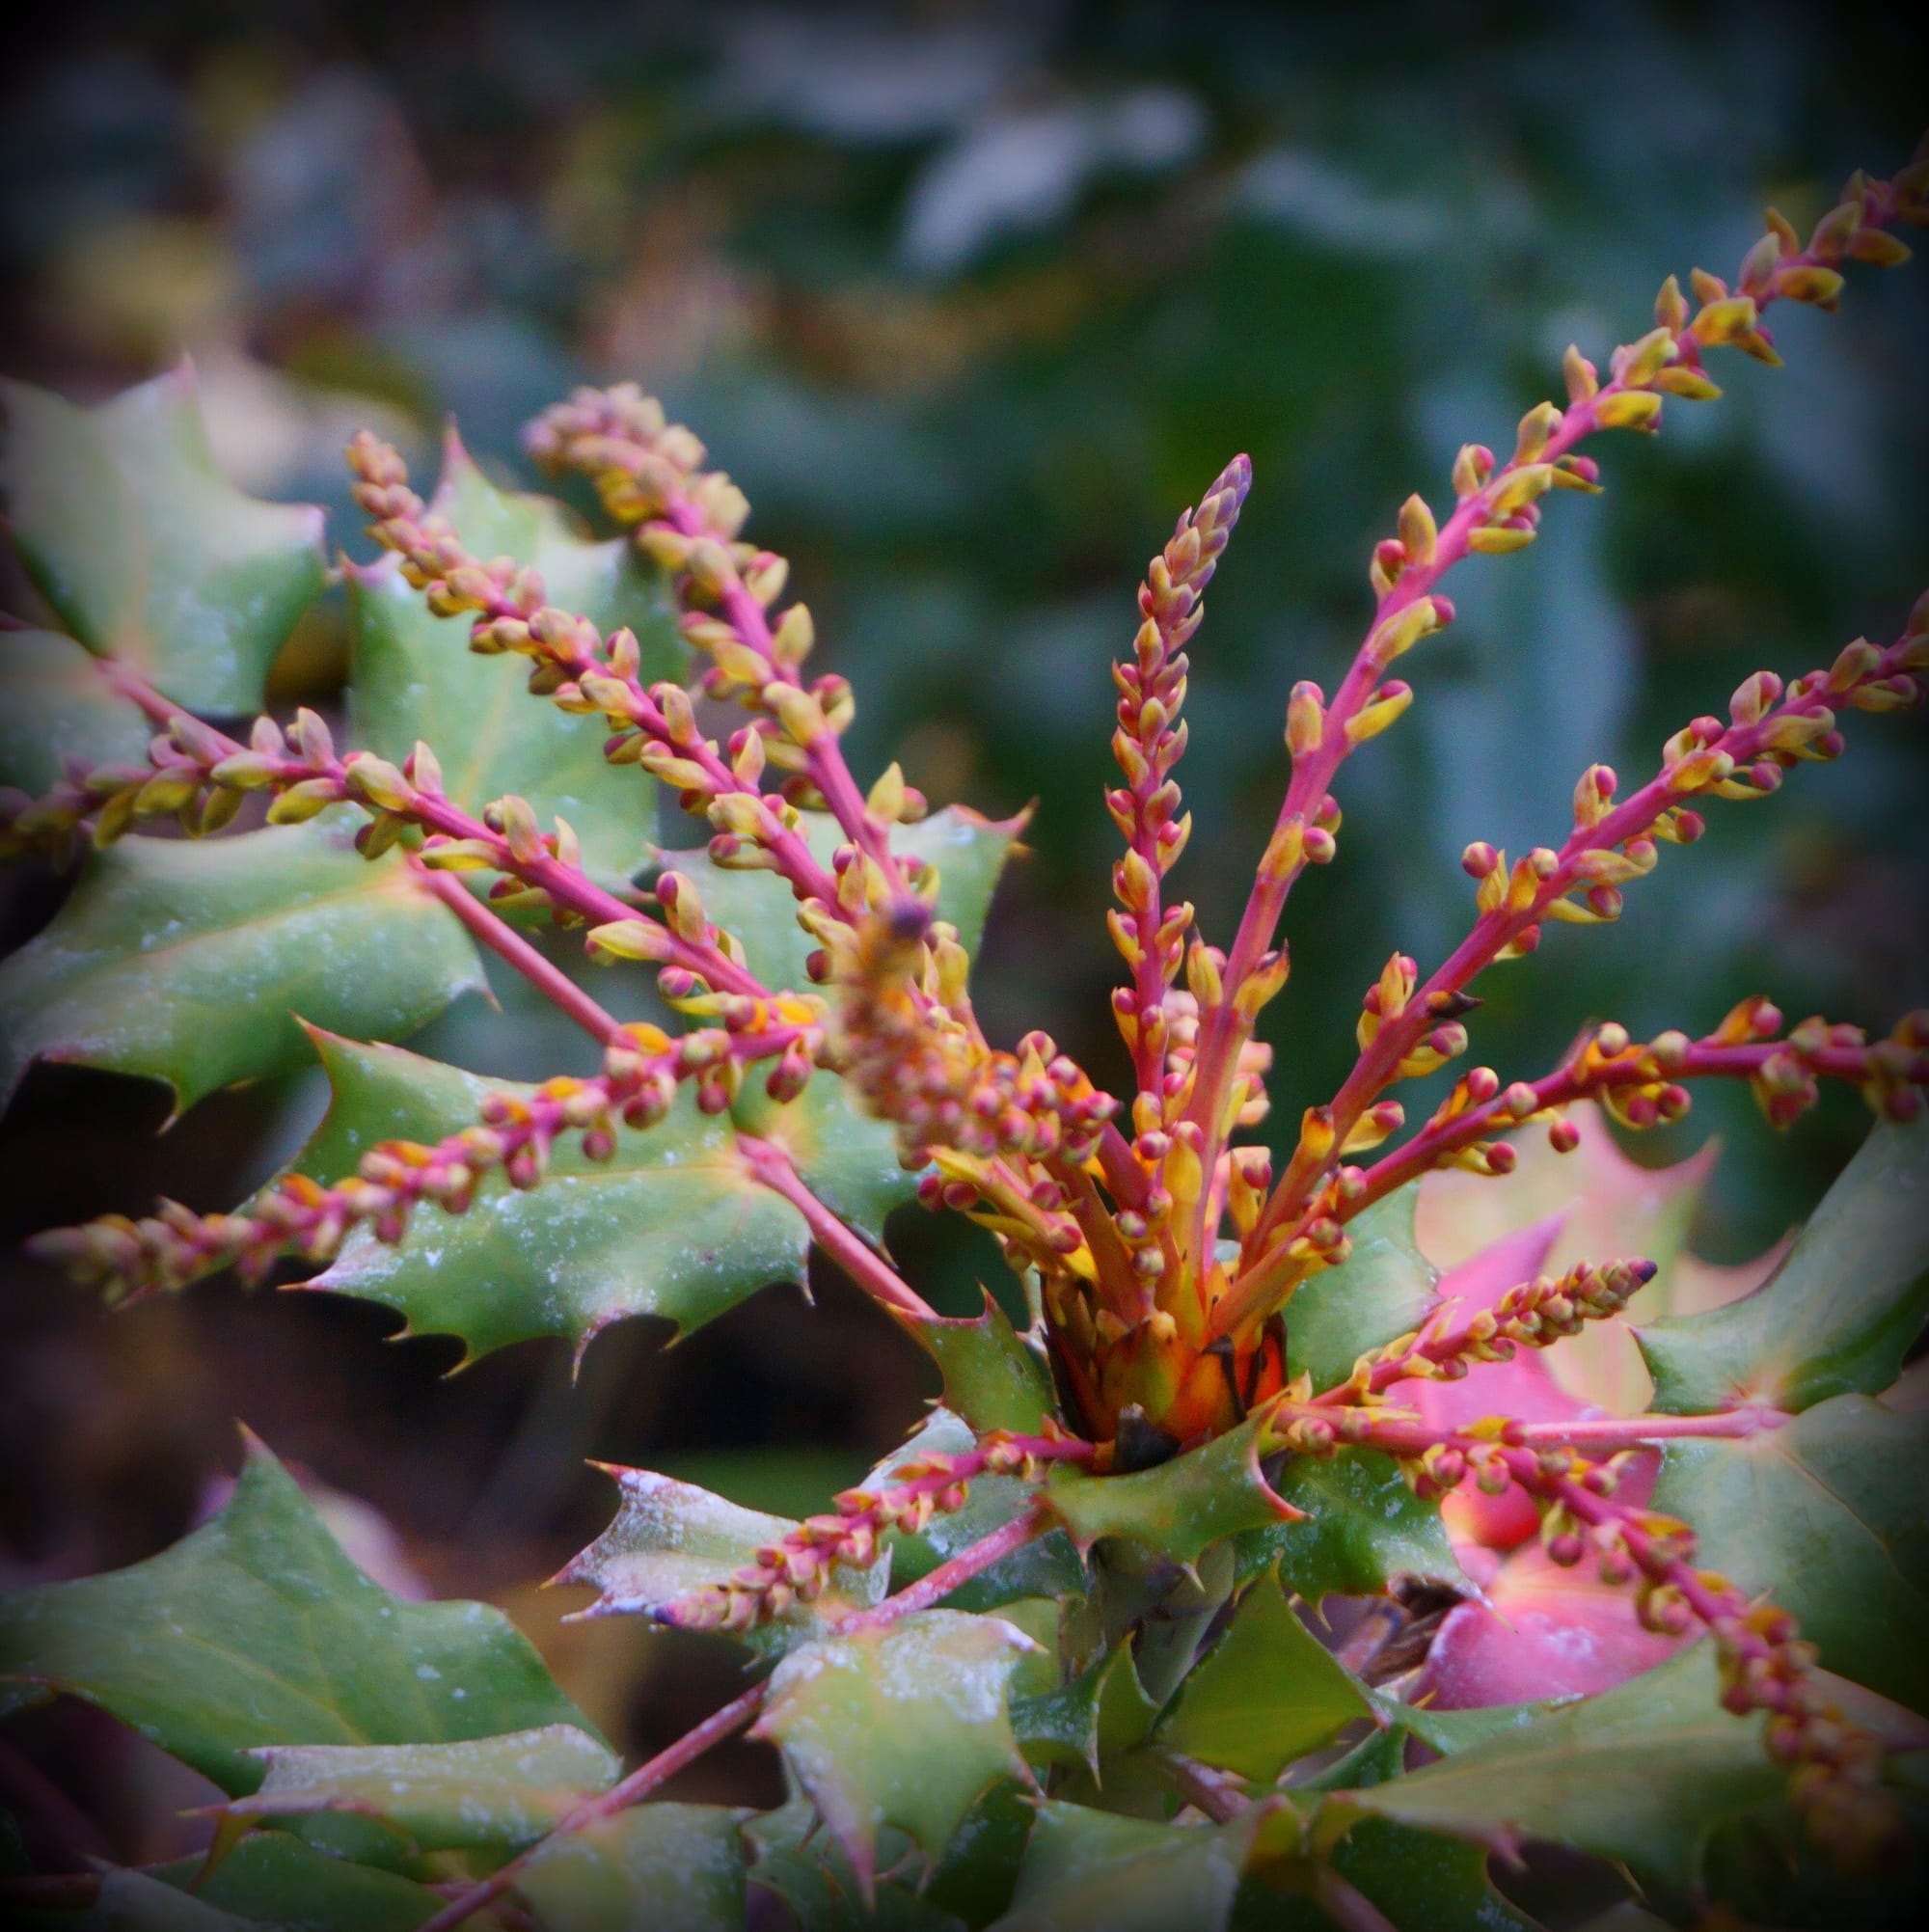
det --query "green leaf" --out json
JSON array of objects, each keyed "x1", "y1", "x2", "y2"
[
  {"x1": 991, "y1": 1803, "x2": 1259, "y2": 1932},
  {"x1": 1314, "y1": 1645, "x2": 1780, "y2": 1901},
  {"x1": 906, "y1": 1293, "x2": 1058, "y2": 1435},
  {"x1": 752, "y1": 1609, "x2": 1034, "y2": 1892},
  {"x1": 659, "y1": 805, "x2": 1022, "y2": 993},
  {"x1": 1287, "y1": 1185, "x2": 1437, "y2": 1392},
  {"x1": 1639, "y1": 1118, "x2": 1929, "y2": 1415},
  {"x1": 0, "y1": 812, "x2": 484, "y2": 1115},
  {"x1": 1042, "y1": 1408, "x2": 1300, "y2": 1567},
  {"x1": 0, "y1": 1435, "x2": 591, "y2": 1795},
  {"x1": 556, "y1": 1465, "x2": 884, "y2": 1649},
  {"x1": 728, "y1": 1059, "x2": 911, "y2": 1246},
  {"x1": 346, "y1": 435, "x2": 684, "y2": 894},
  {"x1": 75, "y1": 1872, "x2": 258, "y2": 1931},
  {"x1": 1159, "y1": 1573, "x2": 1373, "y2": 1782},
  {"x1": 1651, "y1": 1394, "x2": 1929, "y2": 1711},
  {"x1": 149, "y1": 1831, "x2": 437, "y2": 1931},
  {"x1": 226, "y1": 1724, "x2": 619, "y2": 1853},
  {"x1": 746, "y1": 1798, "x2": 968, "y2": 1932},
  {"x1": 514, "y1": 1803, "x2": 749, "y2": 1932},
  {"x1": 1236, "y1": 1450, "x2": 1461, "y2": 1605},
  {"x1": 0, "y1": 628, "x2": 154, "y2": 796},
  {"x1": 289, "y1": 1029, "x2": 822, "y2": 1363},
  {"x1": 871, "y1": 1410, "x2": 1084, "y2": 1614},
  {"x1": 0, "y1": 365, "x2": 326, "y2": 715}
]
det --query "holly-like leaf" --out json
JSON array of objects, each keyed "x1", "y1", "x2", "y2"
[
  {"x1": 287, "y1": 1029, "x2": 849, "y2": 1364},
  {"x1": 871, "y1": 1410, "x2": 1084, "y2": 1615},
  {"x1": 0, "y1": 365, "x2": 326, "y2": 716},
  {"x1": 1236, "y1": 1449, "x2": 1461, "y2": 1603},
  {"x1": 0, "y1": 627, "x2": 154, "y2": 796},
  {"x1": 990, "y1": 1802, "x2": 1259, "y2": 1932},
  {"x1": 752, "y1": 1609, "x2": 1034, "y2": 1895},
  {"x1": 1043, "y1": 1407, "x2": 1300, "y2": 1567},
  {"x1": 555, "y1": 1465, "x2": 885, "y2": 1646},
  {"x1": 513, "y1": 1803, "x2": 749, "y2": 1932},
  {"x1": 1640, "y1": 1118, "x2": 1929, "y2": 1416},
  {"x1": 0, "y1": 1436, "x2": 590, "y2": 1795},
  {"x1": 905, "y1": 1293, "x2": 1058, "y2": 1435},
  {"x1": 1158, "y1": 1572, "x2": 1373, "y2": 1782},
  {"x1": 0, "y1": 812, "x2": 484, "y2": 1116},
  {"x1": 346, "y1": 435, "x2": 684, "y2": 894},
  {"x1": 746, "y1": 1798, "x2": 969, "y2": 1932},
  {"x1": 660, "y1": 805, "x2": 1023, "y2": 994},
  {"x1": 146, "y1": 1831, "x2": 437, "y2": 1931},
  {"x1": 225, "y1": 1724, "x2": 618, "y2": 1853},
  {"x1": 1651, "y1": 1394, "x2": 1929, "y2": 1711},
  {"x1": 1288, "y1": 1185, "x2": 1437, "y2": 1393},
  {"x1": 1315, "y1": 1644, "x2": 1780, "y2": 1902}
]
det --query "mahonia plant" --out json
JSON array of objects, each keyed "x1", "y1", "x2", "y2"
[{"x1": 2, "y1": 154, "x2": 1927, "y2": 1932}]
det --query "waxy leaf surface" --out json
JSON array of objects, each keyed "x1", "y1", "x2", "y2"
[
  {"x1": 0, "y1": 812, "x2": 484, "y2": 1113},
  {"x1": 1651, "y1": 1394, "x2": 1929, "y2": 1711},
  {"x1": 228, "y1": 1723, "x2": 619, "y2": 1852},
  {"x1": 907, "y1": 1293, "x2": 1058, "y2": 1435},
  {"x1": 556, "y1": 1464, "x2": 885, "y2": 1646},
  {"x1": 515, "y1": 1803, "x2": 750, "y2": 1932},
  {"x1": 1158, "y1": 1573, "x2": 1373, "y2": 1782},
  {"x1": 291, "y1": 1029, "x2": 899, "y2": 1362},
  {"x1": 347, "y1": 438, "x2": 683, "y2": 893},
  {"x1": 0, "y1": 1439, "x2": 590, "y2": 1794},
  {"x1": 0, "y1": 366, "x2": 325, "y2": 715},
  {"x1": 1287, "y1": 1185, "x2": 1437, "y2": 1393},
  {"x1": 753, "y1": 1609, "x2": 1033, "y2": 1891},
  {"x1": 1640, "y1": 1118, "x2": 1929, "y2": 1415},
  {"x1": 147, "y1": 1831, "x2": 436, "y2": 1931},
  {"x1": 1316, "y1": 1645, "x2": 1780, "y2": 1900},
  {"x1": 0, "y1": 627, "x2": 154, "y2": 796}
]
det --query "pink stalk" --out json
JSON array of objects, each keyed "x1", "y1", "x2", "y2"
[
  {"x1": 411, "y1": 862, "x2": 625, "y2": 1044},
  {"x1": 420, "y1": 1505, "x2": 1052, "y2": 1932}
]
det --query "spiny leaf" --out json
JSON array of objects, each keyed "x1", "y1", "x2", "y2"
[
  {"x1": 1235, "y1": 1448, "x2": 1461, "y2": 1604},
  {"x1": 288, "y1": 1029, "x2": 880, "y2": 1364},
  {"x1": 1640, "y1": 1117, "x2": 1929, "y2": 1416},
  {"x1": 0, "y1": 627, "x2": 153, "y2": 796},
  {"x1": 0, "y1": 1435, "x2": 591, "y2": 1795},
  {"x1": 990, "y1": 1802, "x2": 1260, "y2": 1932},
  {"x1": 225, "y1": 1724, "x2": 619, "y2": 1853},
  {"x1": 555, "y1": 1465, "x2": 885, "y2": 1649},
  {"x1": 145, "y1": 1830, "x2": 437, "y2": 1931},
  {"x1": 1042, "y1": 1405, "x2": 1300, "y2": 1567},
  {"x1": 656, "y1": 804, "x2": 1023, "y2": 993},
  {"x1": 0, "y1": 811, "x2": 485, "y2": 1115},
  {"x1": 513, "y1": 1803, "x2": 750, "y2": 1932},
  {"x1": 745, "y1": 1797, "x2": 969, "y2": 1932},
  {"x1": 1157, "y1": 1571, "x2": 1373, "y2": 1782},
  {"x1": 1651, "y1": 1394, "x2": 1929, "y2": 1712},
  {"x1": 1313, "y1": 1644, "x2": 1780, "y2": 1903},
  {"x1": 752, "y1": 1609, "x2": 1034, "y2": 1896},
  {"x1": 904, "y1": 1293, "x2": 1058, "y2": 1435},
  {"x1": 870, "y1": 1410, "x2": 1084, "y2": 1615},
  {"x1": 1288, "y1": 1184, "x2": 1437, "y2": 1392},
  {"x1": 346, "y1": 433, "x2": 684, "y2": 895},
  {"x1": 0, "y1": 364, "x2": 326, "y2": 715}
]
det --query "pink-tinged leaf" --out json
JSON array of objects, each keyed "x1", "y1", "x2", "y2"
[
  {"x1": 1417, "y1": 1102, "x2": 1721, "y2": 1415},
  {"x1": 1415, "y1": 1534, "x2": 1688, "y2": 1709}
]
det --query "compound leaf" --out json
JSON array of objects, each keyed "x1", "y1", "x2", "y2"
[
  {"x1": 1650, "y1": 1394, "x2": 1929, "y2": 1711},
  {"x1": 0, "y1": 365, "x2": 325, "y2": 715},
  {"x1": 0, "y1": 811, "x2": 484, "y2": 1115},
  {"x1": 753, "y1": 1609, "x2": 1034, "y2": 1893},
  {"x1": 1639, "y1": 1118, "x2": 1929, "y2": 1416},
  {"x1": 289, "y1": 1029, "x2": 823, "y2": 1364},
  {"x1": 1158, "y1": 1572, "x2": 1372, "y2": 1782},
  {"x1": 0, "y1": 1436, "x2": 590, "y2": 1795},
  {"x1": 514, "y1": 1803, "x2": 750, "y2": 1932},
  {"x1": 346, "y1": 435, "x2": 684, "y2": 894}
]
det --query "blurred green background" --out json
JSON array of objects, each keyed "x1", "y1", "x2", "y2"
[{"x1": 1, "y1": 0, "x2": 1924, "y2": 1844}]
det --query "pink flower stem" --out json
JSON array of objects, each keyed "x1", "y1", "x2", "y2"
[
  {"x1": 830, "y1": 1505, "x2": 1050, "y2": 1633},
  {"x1": 410, "y1": 861, "x2": 625, "y2": 1044}
]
